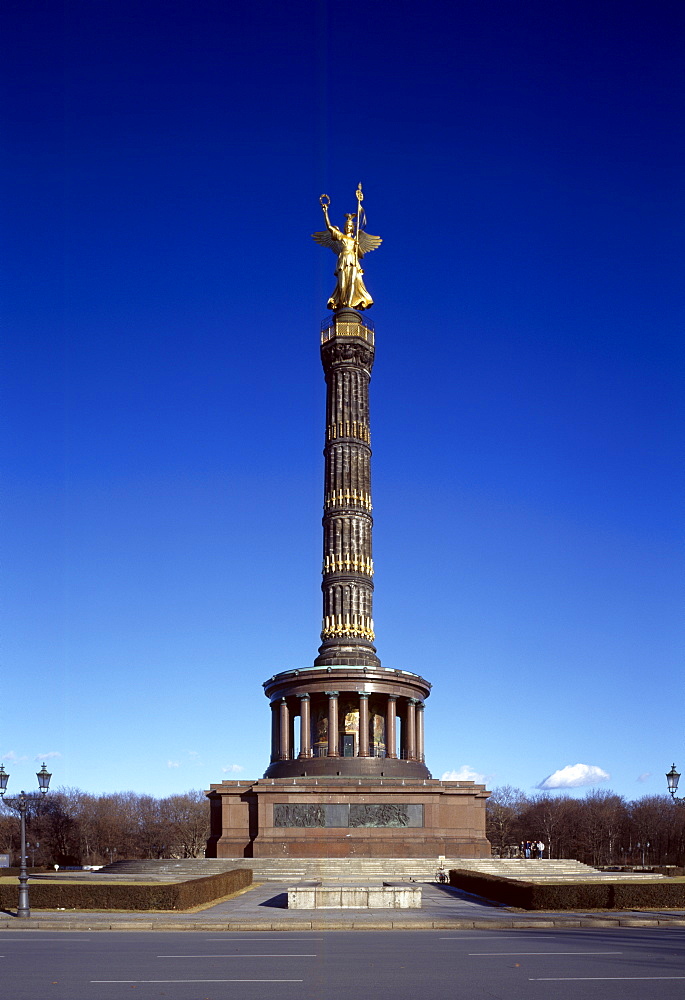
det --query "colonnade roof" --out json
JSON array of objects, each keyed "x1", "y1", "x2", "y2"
[{"x1": 264, "y1": 665, "x2": 432, "y2": 687}]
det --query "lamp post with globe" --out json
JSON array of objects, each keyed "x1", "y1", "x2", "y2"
[
  {"x1": 666, "y1": 764, "x2": 681, "y2": 800},
  {"x1": 0, "y1": 763, "x2": 52, "y2": 918}
]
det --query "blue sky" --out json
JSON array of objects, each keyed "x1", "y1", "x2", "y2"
[{"x1": 1, "y1": 0, "x2": 683, "y2": 802}]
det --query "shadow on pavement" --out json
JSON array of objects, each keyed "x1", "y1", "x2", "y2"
[
  {"x1": 430, "y1": 882, "x2": 503, "y2": 908},
  {"x1": 259, "y1": 892, "x2": 288, "y2": 908}
]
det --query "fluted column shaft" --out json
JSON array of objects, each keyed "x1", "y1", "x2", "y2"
[
  {"x1": 327, "y1": 691, "x2": 339, "y2": 757},
  {"x1": 270, "y1": 701, "x2": 279, "y2": 763},
  {"x1": 279, "y1": 699, "x2": 290, "y2": 760},
  {"x1": 358, "y1": 692, "x2": 370, "y2": 757},
  {"x1": 386, "y1": 695, "x2": 397, "y2": 759},
  {"x1": 406, "y1": 698, "x2": 417, "y2": 761},
  {"x1": 299, "y1": 694, "x2": 311, "y2": 758},
  {"x1": 416, "y1": 701, "x2": 425, "y2": 763}
]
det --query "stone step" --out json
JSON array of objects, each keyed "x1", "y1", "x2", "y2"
[
  {"x1": 96, "y1": 856, "x2": 665, "y2": 884},
  {"x1": 99, "y1": 857, "x2": 460, "y2": 882},
  {"x1": 450, "y1": 859, "x2": 667, "y2": 881}
]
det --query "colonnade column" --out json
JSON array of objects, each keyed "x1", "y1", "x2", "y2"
[
  {"x1": 385, "y1": 695, "x2": 397, "y2": 758},
  {"x1": 270, "y1": 701, "x2": 279, "y2": 763},
  {"x1": 416, "y1": 701, "x2": 425, "y2": 763},
  {"x1": 326, "y1": 691, "x2": 339, "y2": 757},
  {"x1": 298, "y1": 694, "x2": 311, "y2": 758},
  {"x1": 406, "y1": 698, "x2": 416, "y2": 761},
  {"x1": 279, "y1": 698, "x2": 290, "y2": 760},
  {"x1": 358, "y1": 692, "x2": 370, "y2": 756}
]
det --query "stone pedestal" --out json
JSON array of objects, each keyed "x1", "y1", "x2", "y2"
[
  {"x1": 206, "y1": 776, "x2": 490, "y2": 859},
  {"x1": 288, "y1": 882, "x2": 422, "y2": 908}
]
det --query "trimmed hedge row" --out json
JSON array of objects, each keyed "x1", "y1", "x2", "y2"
[
  {"x1": 448, "y1": 868, "x2": 685, "y2": 910},
  {"x1": 0, "y1": 868, "x2": 252, "y2": 911},
  {"x1": 1, "y1": 868, "x2": 51, "y2": 878}
]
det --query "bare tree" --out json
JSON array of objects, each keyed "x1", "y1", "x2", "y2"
[
  {"x1": 520, "y1": 794, "x2": 579, "y2": 859},
  {"x1": 161, "y1": 791, "x2": 211, "y2": 858},
  {"x1": 486, "y1": 786, "x2": 529, "y2": 855}
]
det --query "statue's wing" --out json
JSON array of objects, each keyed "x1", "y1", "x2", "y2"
[
  {"x1": 311, "y1": 230, "x2": 342, "y2": 252},
  {"x1": 357, "y1": 231, "x2": 383, "y2": 257}
]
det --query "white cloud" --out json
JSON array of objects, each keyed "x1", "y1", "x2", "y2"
[
  {"x1": 34, "y1": 752, "x2": 62, "y2": 762},
  {"x1": 636, "y1": 772, "x2": 651, "y2": 783},
  {"x1": 441, "y1": 765, "x2": 486, "y2": 783},
  {"x1": 2, "y1": 751, "x2": 29, "y2": 764},
  {"x1": 167, "y1": 760, "x2": 180, "y2": 769},
  {"x1": 537, "y1": 763, "x2": 610, "y2": 790},
  {"x1": 222, "y1": 763, "x2": 244, "y2": 774}
]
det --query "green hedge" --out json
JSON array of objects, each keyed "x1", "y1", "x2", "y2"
[
  {"x1": 0, "y1": 868, "x2": 252, "y2": 911},
  {"x1": 448, "y1": 869, "x2": 685, "y2": 910}
]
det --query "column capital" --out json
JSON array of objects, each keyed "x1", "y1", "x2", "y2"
[
  {"x1": 387, "y1": 693, "x2": 398, "y2": 702},
  {"x1": 299, "y1": 692, "x2": 310, "y2": 700},
  {"x1": 325, "y1": 690, "x2": 339, "y2": 698},
  {"x1": 357, "y1": 690, "x2": 370, "y2": 699}
]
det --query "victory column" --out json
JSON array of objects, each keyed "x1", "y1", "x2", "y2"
[
  {"x1": 263, "y1": 185, "x2": 432, "y2": 778},
  {"x1": 206, "y1": 187, "x2": 489, "y2": 858}
]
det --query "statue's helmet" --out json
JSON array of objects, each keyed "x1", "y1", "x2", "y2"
[{"x1": 344, "y1": 213, "x2": 355, "y2": 232}]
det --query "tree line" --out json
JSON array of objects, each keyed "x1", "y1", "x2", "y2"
[
  {"x1": 0, "y1": 789, "x2": 210, "y2": 867},
  {"x1": 3, "y1": 784, "x2": 683, "y2": 868},
  {"x1": 487, "y1": 786, "x2": 685, "y2": 867}
]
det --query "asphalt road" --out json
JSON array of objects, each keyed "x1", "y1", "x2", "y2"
[{"x1": 1, "y1": 927, "x2": 684, "y2": 1000}]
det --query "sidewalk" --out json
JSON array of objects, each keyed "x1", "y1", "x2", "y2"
[{"x1": 2, "y1": 882, "x2": 685, "y2": 930}]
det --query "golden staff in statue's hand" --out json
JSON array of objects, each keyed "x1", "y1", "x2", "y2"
[{"x1": 354, "y1": 183, "x2": 364, "y2": 267}]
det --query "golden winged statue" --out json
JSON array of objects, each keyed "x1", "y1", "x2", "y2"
[{"x1": 312, "y1": 184, "x2": 382, "y2": 310}]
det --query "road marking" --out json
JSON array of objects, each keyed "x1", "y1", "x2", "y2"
[
  {"x1": 439, "y1": 936, "x2": 529, "y2": 940},
  {"x1": 157, "y1": 954, "x2": 316, "y2": 958},
  {"x1": 205, "y1": 937, "x2": 324, "y2": 941},
  {"x1": 91, "y1": 980, "x2": 304, "y2": 984},
  {"x1": 470, "y1": 951, "x2": 622, "y2": 956},
  {"x1": 529, "y1": 977, "x2": 685, "y2": 982}
]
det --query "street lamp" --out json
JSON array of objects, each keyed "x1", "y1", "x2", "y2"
[
  {"x1": 636, "y1": 840, "x2": 651, "y2": 867},
  {"x1": 666, "y1": 764, "x2": 680, "y2": 799},
  {"x1": 0, "y1": 763, "x2": 52, "y2": 918}
]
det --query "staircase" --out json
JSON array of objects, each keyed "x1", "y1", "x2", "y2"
[
  {"x1": 452, "y1": 859, "x2": 667, "y2": 881},
  {"x1": 62, "y1": 856, "x2": 668, "y2": 884},
  {"x1": 97, "y1": 857, "x2": 459, "y2": 882}
]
